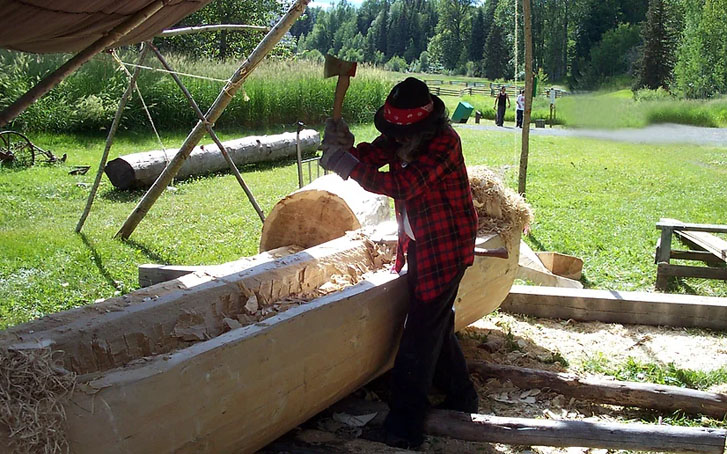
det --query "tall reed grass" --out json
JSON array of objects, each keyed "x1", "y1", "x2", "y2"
[{"x1": 0, "y1": 51, "x2": 393, "y2": 133}]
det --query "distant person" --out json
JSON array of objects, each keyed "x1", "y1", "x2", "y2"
[
  {"x1": 493, "y1": 85, "x2": 510, "y2": 127},
  {"x1": 516, "y1": 90, "x2": 525, "y2": 128}
]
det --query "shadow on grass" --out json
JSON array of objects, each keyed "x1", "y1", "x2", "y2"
[
  {"x1": 122, "y1": 238, "x2": 173, "y2": 265},
  {"x1": 78, "y1": 233, "x2": 119, "y2": 289}
]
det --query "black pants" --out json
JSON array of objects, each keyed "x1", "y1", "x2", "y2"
[
  {"x1": 384, "y1": 241, "x2": 477, "y2": 443},
  {"x1": 516, "y1": 109, "x2": 523, "y2": 127},
  {"x1": 496, "y1": 103, "x2": 506, "y2": 126}
]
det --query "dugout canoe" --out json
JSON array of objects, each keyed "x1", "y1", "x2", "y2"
[{"x1": 0, "y1": 228, "x2": 520, "y2": 454}]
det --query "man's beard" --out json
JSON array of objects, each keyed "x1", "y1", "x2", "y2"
[{"x1": 395, "y1": 135, "x2": 425, "y2": 163}]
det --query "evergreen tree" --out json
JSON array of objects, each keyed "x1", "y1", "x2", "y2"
[
  {"x1": 469, "y1": 8, "x2": 486, "y2": 64},
  {"x1": 634, "y1": 0, "x2": 680, "y2": 90},
  {"x1": 484, "y1": 20, "x2": 508, "y2": 79}
]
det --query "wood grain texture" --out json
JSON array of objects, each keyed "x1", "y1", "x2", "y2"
[
  {"x1": 259, "y1": 174, "x2": 390, "y2": 252},
  {"x1": 1, "y1": 233, "x2": 516, "y2": 454},
  {"x1": 501, "y1": 285, "x2": 727, "y2": 329}
]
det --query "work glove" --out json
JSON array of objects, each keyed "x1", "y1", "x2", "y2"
[
  {"x1": 320, "y1": 149, "x2": 359, "y2": 180},
  {"x1": 322, "y1": 117, "x2": 354, "y2": 153}
]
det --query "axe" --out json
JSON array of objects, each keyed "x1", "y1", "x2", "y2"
[{"x1": 324, "y1": 55, "x2": 357, "y2": 121}]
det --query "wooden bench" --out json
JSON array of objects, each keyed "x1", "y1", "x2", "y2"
[{"x1": 655, "y1": 218, "x2": 727, "y2": 290}]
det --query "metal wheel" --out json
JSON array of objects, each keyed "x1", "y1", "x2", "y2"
[{"x1": 0, "y1": 130, "x2": 35, "y2": 167}]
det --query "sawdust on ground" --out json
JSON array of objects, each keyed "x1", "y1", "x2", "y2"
[{"x1": 263, "y1": 311, "x2": 727, "y2": 454}]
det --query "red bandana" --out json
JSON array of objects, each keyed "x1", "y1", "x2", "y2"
[{"x1": 383, "y1": 100, "x2": 434, "y2": 126}]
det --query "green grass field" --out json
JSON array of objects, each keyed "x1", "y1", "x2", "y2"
[{"x1": 1, "y1": 122, "x2": 726, "y2": 329}]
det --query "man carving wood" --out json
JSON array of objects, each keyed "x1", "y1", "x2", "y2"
[{"x1": 320, "y1": 77, "x2": 479, "y2": 449}]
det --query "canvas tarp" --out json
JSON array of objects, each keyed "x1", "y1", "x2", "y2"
[{"x1": 0, "y1": 0, "x2": 214, "y2": 54}]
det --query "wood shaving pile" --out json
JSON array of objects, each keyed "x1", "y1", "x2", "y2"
[
  {"x1": 0, "y1": 348, "x2": 76, "y2": 454},
  {"x1": 469, "y1": 166, "x2": 533, "y2": 242}
]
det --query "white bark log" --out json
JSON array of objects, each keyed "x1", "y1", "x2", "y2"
[{"x1": 104, "y1": 130, "x2": 319, "y2": 189}]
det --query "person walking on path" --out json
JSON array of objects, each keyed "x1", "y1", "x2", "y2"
[
  {"x1": 516, "y1": 89, "x2": 525, "y2": 128},
  {"x1": 494, "y1": 85, "x2": 510, "y2": 127},
  {"x1": 319, "y1": 77, "x2": 479, "y2": 449}
]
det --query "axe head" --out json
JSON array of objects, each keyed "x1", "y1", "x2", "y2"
[{"x1": 324, "y1": 54, "x2": 357, "y2": 78}]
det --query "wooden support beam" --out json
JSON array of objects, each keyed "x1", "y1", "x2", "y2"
[
  {"x1": 0, "y1": 1, "x2": 166, "y2": 128},
  {"x1": 426, "y1": 409, "x2": 726, "y2": 454},
  {"x1": 76, "y1": 44, "x2": 149, "y2": 233},
  {"x1": 501, "y1": 285, "x2": 727, "y2": 330},
  {"x1": 335, "y1": 399, "x2": 726, "y2": 454},
  {"x1": 657, "y1": 220, "x2": 727, "y2": 235},
  {"x1": 115, "y1": 0, "x2": 310, "y2": 239},
  {"x1": 158, "y1": 24, "x2": 269, "y2": 37},
  {"x1": 468, "y1": 361, "x2": 727, "y2": 419},
  {"x1": 658, "y1": 263, "x2": 727, "y2": 281}
]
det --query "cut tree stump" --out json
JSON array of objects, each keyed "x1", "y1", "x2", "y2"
[
  {"x1": 468, "y1": 361, "x2": 727, "y2": 419},
  {"x1": 104, "y1": 130, "x2": 319, "y2": 189},
  {"x1": 259, "y1": 174, "x2": 390, "y2": 252}
]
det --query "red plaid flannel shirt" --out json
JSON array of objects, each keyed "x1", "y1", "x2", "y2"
[{"x1": 349, "y1": 125, "x2": 478, "y2": 303}]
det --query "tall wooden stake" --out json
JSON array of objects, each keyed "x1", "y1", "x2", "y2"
[
  {"x1": 517, "y1": 0, "x2": 533, "y2": 196},
  {"x1": 115, "y1": 0, "x2": 310, "y2": 240},
  {"x1": 0, "y1": 1, "x2": 166, "y2": 128},
  {"x1": 76, "y1": 45, "x2": 149, "y2": 233}
]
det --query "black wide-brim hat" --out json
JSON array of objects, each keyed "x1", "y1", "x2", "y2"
[{"x1": 374, "y1": 77, "x2": 445, "y2": 137}]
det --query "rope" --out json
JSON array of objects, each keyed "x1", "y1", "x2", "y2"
[
  {"x1": 115, "y1": 61, "x2": 230, "y2": 83},
  {"x1": 111, "y1": 51, "x2": 167, "y2": 155}
]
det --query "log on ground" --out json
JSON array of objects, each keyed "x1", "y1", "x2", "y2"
[
  {"x1": 104, "y1": 130, "x2": 320, "y2": 189},
  {"x1": 426, "y1": 409, "x2": 726, "y2": 454},
  {"x1": 501, "y1": 284, "x2": 727, "y2": 330},
  {"x1": 468, "y1": 360, "x2": 727, "y2": 419},
  {"x1": 0, "y1": 231, "x2": 517, "y2": 454}
]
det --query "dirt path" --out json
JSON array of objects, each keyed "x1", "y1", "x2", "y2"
[
  {"x1": 457, "y1": 123, "x2": 727, "y2": 147},
  {"x1": 260, "y1": 312, "x2": 727, "y2": 454}
]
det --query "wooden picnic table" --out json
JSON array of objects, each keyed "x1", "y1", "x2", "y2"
[{"x1": 655, "y1": 218, "x2": 727, "y2": 290}]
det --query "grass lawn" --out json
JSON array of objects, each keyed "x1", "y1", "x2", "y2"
[{"x1": 1, "y1": 124, "x2": 726, "y2": 328}]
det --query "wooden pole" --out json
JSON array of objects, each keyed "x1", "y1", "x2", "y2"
[
  {"x1": 159, "y1": 24, "x2": 270, "y2": 37},
  {"x1": 517, "y1": 0, "x2": 533, "y2": 196},
  {"x1": 0, "y1": 1, "x2": 166, "y2": 128},
  {"x1": 468, "y1": 361, "x2": 727, "y2": 419},
  {"x1": 426, "y1": 409, "x2": 726, "y2": 454},
  {"x1": 146, "y1": 42, "x2": 265, "y2": 222},
  {"x1": 75, "y1": 45, "x2": 149, "y2": 233},
  {"x1": 115, "y1": 0, "x2": 310, "y2": 240}
]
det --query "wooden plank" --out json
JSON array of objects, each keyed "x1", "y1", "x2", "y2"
[
  {"x1": 671, "y1": 249, "x2": 725, "y2": 266},
  {"x1": 468, "y1": 361, "x2": 727, "y2": 419},
  {"x1": 658, "y1": 263, "x2": 727, "y2": 280},
  {"x1": 501, "y1": 285, "x2": 727, "y2": 330},
  {"x1": 675, "y1": 230, "x2": 727, "y2": 262},
  {"x1": 657, "y1": 220, "x2": 727, "y2": 234}
]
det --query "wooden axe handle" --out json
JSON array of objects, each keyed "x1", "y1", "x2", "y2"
[
  {"x1": 474, "y1": 246, "x2": 509, "y2": 259},
  {"x1": 332, "y1": 75, "x2": 351, "y2": 121}
]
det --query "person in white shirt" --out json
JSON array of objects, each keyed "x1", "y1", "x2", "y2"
[{"x1": 516, "y1": 90, "x2": 525, "y2": 128}]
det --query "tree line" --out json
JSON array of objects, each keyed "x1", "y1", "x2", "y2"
[{"x1": 157, "y1": 0, "x2": 727, "y2": 97}]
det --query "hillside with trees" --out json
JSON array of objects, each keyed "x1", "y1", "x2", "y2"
[{"x1": 287, "y1": 0, "x2": 726, "y2": 97}]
